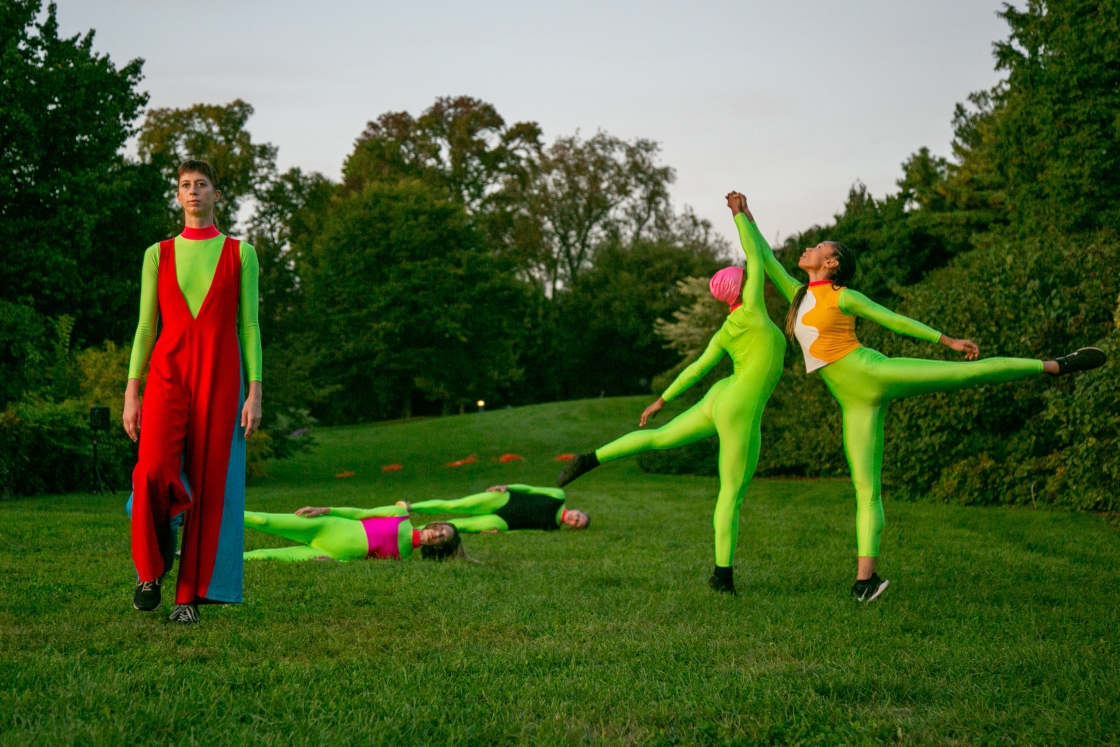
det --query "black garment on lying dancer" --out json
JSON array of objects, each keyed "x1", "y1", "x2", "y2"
[{"x1": 494, "y1": 489, "x2": 564, "y2": 531}]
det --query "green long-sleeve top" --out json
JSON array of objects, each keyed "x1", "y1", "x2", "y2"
[
  {"x1": 327, "y1": 504, "x2": 414, "y2": 559},
  {"x1": 659, "y1": 212, "x2": 785, "y2": 402},
  {"x1": 127, "y1": 230, "x2": 262, "y2": 381}
]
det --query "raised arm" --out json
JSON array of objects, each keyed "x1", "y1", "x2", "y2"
[
  {"x1": 661, "y1": 333, "x2": 727, "y2": 403},
  {"x1": 731, "y1": 213, "x2": 765, "y2": 312},
  {"x1": 732, "y1": 206, "x2": 802, "y2": 303},
  {"x1": 325, "y1": 505, "x2": 408, "y2": 520}
]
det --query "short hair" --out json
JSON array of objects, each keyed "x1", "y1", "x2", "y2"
[{"x1": 176, "y1": 159, "x2": 218, "y2": 187}]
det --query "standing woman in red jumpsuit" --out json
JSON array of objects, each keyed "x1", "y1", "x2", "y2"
[{"x1": 123, "y1": 160, "x2": 262, "y2": 624}]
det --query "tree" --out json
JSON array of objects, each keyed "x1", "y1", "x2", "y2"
[
  {"x1": 299, "y1": 180, "x2": 533, "y2": 422},
  {"x1": 137, "y1": 99, "x2": 278, "y2": 231},
  {"x1": 552, "y1": 236, "x2": 724, "y2": 399},
  {"x1": 0, "y1": 0, "x2": 167, "y2": 346},
  {"x1": 247, "y1": 167, "x2": 335, "y2": 341},
  {"x1": 512, "y1": 132, "x2": 676, "y2": 293},
  {"x1": 343, "y1": 96, "x2": 542, "y2": 244},
  {"x1": 953, "y1": 0, "x2": 1120, "y2": 234}
]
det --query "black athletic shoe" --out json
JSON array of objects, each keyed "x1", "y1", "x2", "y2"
[
  {"x1": 133, "y1": 578, "x2": 162, "y2": 611},
  {"x1": 1054, "y1": 347, "x2": 1107, "y2": 375},
  {"x1": 708, "y1": 565, "x2": 736, "y2": 594},
  {"x1": 850, "y1": 574, "x2": 889, "y2": 602},
  {"x1": 556, "y1": 452, "x2": 600, "y2": 487},
  {"x1": 168, "y1": 602, "x2": 200, "y2": 624}
]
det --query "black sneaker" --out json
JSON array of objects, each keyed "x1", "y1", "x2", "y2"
[
  {"x1": 708, "y1": 565, "x2": 736, "y2": 594},
  {"x1": 133, "y1": 578, "x2": 162, "y2": 611},
  {"x1": 168, "y1": 602, "x2": 199, "y2": 624},
  {"x1": 850, "y1": 574, "x2": 889, "y2": 602},
  {"x1": 556, "y1": 452, "x2": 600, "y2": 487},
  {"x1": 1054, "y1": 347, "x2": 1107, "y2": 375}
]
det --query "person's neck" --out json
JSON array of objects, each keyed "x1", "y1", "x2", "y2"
[
  {"x1": 183, "y1": 211, "x2": 216, "y2": 230},
  {"x1": 806, "y1": 268, "x2": 834, "y2": 283}
]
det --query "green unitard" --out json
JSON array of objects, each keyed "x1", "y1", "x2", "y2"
[
  {"x1": 759, "y1": 242, "x2": 1043, "y2": 557},
  {"x1": 243, "y1": 505, "x2": 415, "y2": 561},
  {"x1": 409, "y1": 485, "x2": 567, "y2": 532},
  {"x1": 594, "y1": 213, "x2": 786, "y2": 567},
  {"x1": 128, "y1": 230, "x2": 262, "y2": 381}
]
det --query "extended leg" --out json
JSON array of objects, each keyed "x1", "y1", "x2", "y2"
[
  {"x1": 595, "y1": 399, "x2": 717, "y2": 463},
  {"x1": 877, "y1": 355, "x2": 1043, "y2": 400},
  {"x1": 244, "y1": 546, "x2": 333, "y2": 561},
  {"x1": 410, "y1": 492, "x2": 508, "y2": 515}
]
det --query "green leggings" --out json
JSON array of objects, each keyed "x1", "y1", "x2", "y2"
[
  {"x1": 243, "y1": 511, "x2": 368, "y2": 561},
  {"x1": 820, "y1": 347, "x2": 1044, "y2": 557},
  {"x1": 596, "y1": 368, "x2": 780, "y2": 566}
]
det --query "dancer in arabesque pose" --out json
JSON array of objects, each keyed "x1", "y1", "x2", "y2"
[{"x1": 746, "y1": 190, "x2": 1105, "y2": 601}]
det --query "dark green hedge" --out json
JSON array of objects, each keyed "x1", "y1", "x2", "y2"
[
  {"x1": 640, "y1": 232, "x2": 1120, "y2": 512},
  {"x1": 0, "y1": 399, "x2": 135, "y2": 497}
]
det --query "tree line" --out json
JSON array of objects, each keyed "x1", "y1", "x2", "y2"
[
  {"x1": 2, "y1": 0, "x2": 1117, "y2": 511},
  {"x1": 0, "y1": 1, "x2": 725, "y2": 491},
  {"x1": 640, "y1": 0, "x2": 1120, "y2": 513}
]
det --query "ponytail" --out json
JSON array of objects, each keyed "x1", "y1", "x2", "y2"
[{"x1": 783, "y1": 241, "x2": 857, "y2": 341}]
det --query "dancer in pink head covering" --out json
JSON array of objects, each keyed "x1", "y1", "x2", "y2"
[
  {"x1": 557, "y1": 192, "x2": 786, "y2": 595},
  {"x1": 709, "y1": 266, "x2": 745, "y2": 312}
]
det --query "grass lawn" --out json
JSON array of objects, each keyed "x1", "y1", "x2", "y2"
[{"x1": 1, "y1": 396, "x2": 1118, "y2": 746}]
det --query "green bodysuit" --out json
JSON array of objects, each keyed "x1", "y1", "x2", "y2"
[
  {"x1": 409, "y1": 485, "x2": 568, "y2": 532},
  {"x1": 128, "y1": 229, "x2": 262, "y2": 382},
  {"x1": 243, "y1": 505, "x2": 415, "y2": 561},
  {"x1": 594, "y1": 213, "x2": 787, "y2": 567},
  {"x1": 759, "y1": 239, "x2": 1043, "y2": 558}
]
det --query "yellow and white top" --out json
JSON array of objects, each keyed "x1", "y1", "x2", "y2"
[{"x1": 791, "y1": 281, "x2": 943, "y2": 373}]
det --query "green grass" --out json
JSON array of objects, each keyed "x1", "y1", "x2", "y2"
[{"x1": 1, "y1": 396, "x2": 1118, "y2": 746}]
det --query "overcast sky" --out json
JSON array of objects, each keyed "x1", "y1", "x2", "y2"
[{"x1": 59, "y1": 1, "x2": 1011, "y2": 243}]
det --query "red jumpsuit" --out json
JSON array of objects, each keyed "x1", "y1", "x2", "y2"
[{"x1": 131, "y1": 236, "x2": 246, "y2": 605}]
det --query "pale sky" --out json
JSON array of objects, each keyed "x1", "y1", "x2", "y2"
[{"x1": 59, "y1": 1, "x2": 1011, "y2": 243}]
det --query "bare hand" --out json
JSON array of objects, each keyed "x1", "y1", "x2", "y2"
[
  {"x1": 942, "y1": 336, "x2": 979, "y2": 360},
  {"x1": 295, "y1": 506, "x2": 329, "y2": 517},
  {"x1": 123, "y1": 379, "x2": 142, "y2": 442},
  {"x1": 725, "y1": 191, "x2": 753, "y2": 221},
  {"x1": 242, "y1": 381, "x2": 262, "y2": 439},
  {"x1": 486, "y1": 485, "x2": 508, "y2": 493},
  {"x1": 395, "y1": 500, "x2": 412, "y2": 511},
  {"x1": 639, "y1": 398, "x2": 665, "y2": 427}
]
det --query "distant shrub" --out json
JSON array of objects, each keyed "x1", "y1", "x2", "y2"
[{"x1": 0, "y1": 398, "x2": 134, "y2": 497}]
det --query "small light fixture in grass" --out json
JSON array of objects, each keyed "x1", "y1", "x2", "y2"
[{"x1": 476, "y1": 399, "x2": 485, "y2": 412}]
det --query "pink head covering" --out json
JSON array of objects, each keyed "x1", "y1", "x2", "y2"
[{"x1": 709, "y1": 266, "x2": 744, "y2": 312}]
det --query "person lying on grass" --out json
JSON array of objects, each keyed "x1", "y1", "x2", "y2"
[
  {"x1": 243, "y1": 504, "x2": 465, "y2": 561},
  {"x1": 396, "y1": 484, "x2": 589, "y2": 533}
]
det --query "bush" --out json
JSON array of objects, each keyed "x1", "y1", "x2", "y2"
[
  {"x1": 0, "y1": 398, "x2": 134, "y2": 497},
  {"x1": 862, "y1": 231, "x2": 1120, "y2": 505}
]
